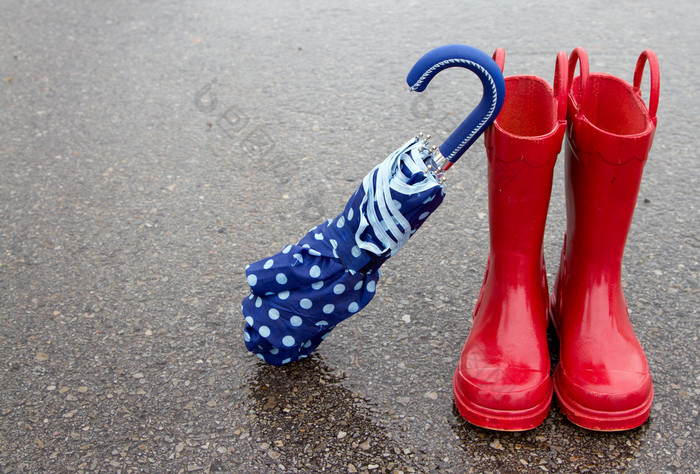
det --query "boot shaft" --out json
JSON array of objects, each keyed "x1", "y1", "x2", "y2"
[
  {"x1": 484, "y1": 59, "x2": 567, "y2": 260},
  {"x1": 564, "y1": 136, "x2": 646, "y2": 273},
  {"x1": 564, "y1": 50, "x2": 659, "y2": 271}
]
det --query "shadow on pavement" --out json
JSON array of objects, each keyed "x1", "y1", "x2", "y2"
[{"x1": 246, "y1": 353, "x2": 419, "y2": 472}]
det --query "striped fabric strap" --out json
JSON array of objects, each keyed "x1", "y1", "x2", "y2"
[{"x1": 354, "y1": 138, "x2": 442, "y2": 257}]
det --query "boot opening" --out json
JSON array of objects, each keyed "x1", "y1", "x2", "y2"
[
  {"x1": 573, "y1": 75, "x2": 649, "y2": 135},
  {"x1": 496, "y1": 77, "x2": 558, "y2": 137}
]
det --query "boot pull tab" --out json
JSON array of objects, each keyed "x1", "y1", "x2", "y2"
[
  {"x1": 567, "y1": 47, "x2": 590, "y2": 111},
  {"x1": 633, "y1": 50, "x2": 660, "y2": 123},
  {"x1": 553, "y1": 51, "x2": 569, "y2": 122},
  {"x1": 407, "y1": 44, "x2": 505, "y2": 170},
  {"x1": 492, "y1": 47, "x2": 505, "y2": 72}
]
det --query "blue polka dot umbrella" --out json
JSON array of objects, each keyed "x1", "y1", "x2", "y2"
[{"x1": 242, "y1": 44, "x2": 505, "y2": 365}]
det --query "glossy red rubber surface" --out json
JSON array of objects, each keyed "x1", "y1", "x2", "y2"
[
  {"x1": 549, "y1": 48, "x2": 658, "y2": 431},
  {"x1": 453, "y1": 51, "x2": 567, "y2": 431}
]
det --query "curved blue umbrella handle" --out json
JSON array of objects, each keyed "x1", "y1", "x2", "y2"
[{"x1": 407, "y1": 44, "x2": 506, "y2": 167}]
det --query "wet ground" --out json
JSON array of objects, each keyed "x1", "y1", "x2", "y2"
[{"x1": 1, "y1": 0, "x2": 698, "y2": 472}]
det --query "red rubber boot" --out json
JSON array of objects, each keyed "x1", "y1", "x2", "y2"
[
  {"x1": 453, "y1": 50, "x2": 567, "y2": 431},
  {"x1": 550, "y1": 48, "x2": 659, "y2": 431}
]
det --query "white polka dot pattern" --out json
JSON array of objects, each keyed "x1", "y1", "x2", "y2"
[{"x1": 241, "y1": 137, "x2": 445, "y2": 365}]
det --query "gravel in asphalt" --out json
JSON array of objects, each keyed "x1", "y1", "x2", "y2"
[{"x1": 1, "y1": 0, "x2": 698, "y2": 472}]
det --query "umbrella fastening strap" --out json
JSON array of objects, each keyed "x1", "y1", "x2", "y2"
[{"x1": 354, "y1": 137, "x2": 444, "y2": 258}]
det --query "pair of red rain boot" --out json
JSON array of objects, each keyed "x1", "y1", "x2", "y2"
[{"x1": 452, "y1": 47, "x2": 659, "y2": 431}]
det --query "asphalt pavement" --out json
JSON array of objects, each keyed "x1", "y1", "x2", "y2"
[{"x1": 1, "y1": 0, "x2": 698, "y2": 472}]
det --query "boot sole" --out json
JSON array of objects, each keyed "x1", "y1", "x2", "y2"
[
  {"x1": 549, "y1": 305, "x2": 653, "y2": 431},
  {"x1": 553, "y1": 368, "x2": 653, "y2": 431},
  {"x1": 453, "y1": 370, "x2": 553, "y2": 431}
]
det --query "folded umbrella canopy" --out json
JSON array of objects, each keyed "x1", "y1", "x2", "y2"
[{"x1": 242, "y1": 44, "x2": 505, "y2": 365}]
